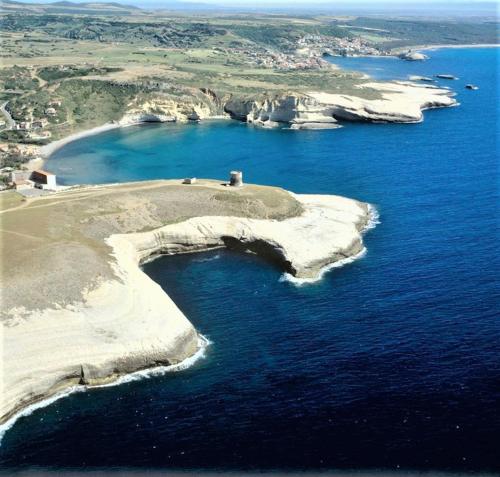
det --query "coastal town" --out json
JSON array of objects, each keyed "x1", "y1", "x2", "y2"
[{"x1": 199, "y1": 34, "x2": 390, "y2": 71}]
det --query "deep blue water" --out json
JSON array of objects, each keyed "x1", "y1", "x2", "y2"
[{"x1": 1, "y1": 48, "x2": 499, "y2": 472}]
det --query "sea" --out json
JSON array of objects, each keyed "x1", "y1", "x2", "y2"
[{"x1": 1, "y1": 47, "x2": 498, "y2": 473}]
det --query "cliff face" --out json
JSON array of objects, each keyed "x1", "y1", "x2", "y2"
[
  {"x1": 0, "y1": 256, "x2": 199, "y2": 428},
  {"x1": 113, "y1": 192, "x2": 370, "y2": 280},
  {"x1": 224, "y1": 81, "x2": 457, "y2": 128},
  {"x1": 0, "y1": 180, "x2": 373, "y2": 430},
  {"x1": 225, "y1": 95, "x2": 339, "y2": 129},
  {"x1": 308, "y1": 82, "x2": 457, "y2": 123},
  {"x1": 111, "y1": 78, "x2": 456, "y2": 131},
  {"x1": 122, "y1": 88, "x2": 229, "y2": 124}
]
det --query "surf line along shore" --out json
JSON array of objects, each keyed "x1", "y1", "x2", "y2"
[{"x1": 0, "y1": 177, "x2": 377, "y2": 438}]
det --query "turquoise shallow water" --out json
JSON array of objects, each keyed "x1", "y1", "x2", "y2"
[{"x1": 1, "y1": 48, "x2": 499, "y2": 472}]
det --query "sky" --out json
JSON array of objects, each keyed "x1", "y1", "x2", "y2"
[
  {"x1": 144, "y1": 0, "x2": 499, "y2": 16},
  {"x1": 12, "y1": 0, "x2": 498, "y2": 4},
  {"x1": 10, "y1": 0, "x2": 499, "y2": 16},
  {"x1": 185, "y1": 0, "x2": 493, "y2": 3}
]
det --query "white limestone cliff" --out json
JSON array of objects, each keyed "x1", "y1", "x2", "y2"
[
  {"x1": 224, "y1": 81, "x2": 457, "y2": 128},
  {"x1": 0, "y1": 190, "x2": 372, "y2": 431}
]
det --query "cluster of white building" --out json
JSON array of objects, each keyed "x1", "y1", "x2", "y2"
[
  {"x1": 297, "y1": 34, "x2": 388, "y2": 57},
  {"x1": 212, "y1": 45, "x2": 327, "y2": 71}
]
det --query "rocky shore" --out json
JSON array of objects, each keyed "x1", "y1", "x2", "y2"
[
  {"x1": 0, "y1": 180, "x2": 374, "y2": 432},
  {"x1": 225, "y1": 82, "x2": 457, "y2": 128},
  {"x1": 7, "y1": 77, "x2": 457, "y2": 169},
  {"x1": 109, "y1": 79, "x2": 458, "y2": 132}
]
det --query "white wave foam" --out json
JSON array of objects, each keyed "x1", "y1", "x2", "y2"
[
  {"x1": 279, "y1": 247, "x2": 368, "y2": 286},
  {"x1": 0, "y1": 386, "x2": 85, "y2": 444},
  {"x1": 279, "y1": 204, "x2": 380, "y2": 286},
  {"x1": 92, "y1": 334, "x2": 211, "y2": 388},
  {"x1": 365, "y1": 204, "x2": 381, "y2": 231},
  {"x1": 0, "y1": 335, "x2": 211, "y2": 445}
]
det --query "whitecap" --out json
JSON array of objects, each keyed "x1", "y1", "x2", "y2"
[
  {"x1": 92, "y1": 334, "x2": 211, "y2": 388},
  {"x1": 365, "y1": 204, "x2": 381, "y2": 231},
  {"x1": 0, "y1": 386, "x2": 86, "y2": 444},
  {"x1": 192, "y1": 254, "x2": 221, "y2": 263}
]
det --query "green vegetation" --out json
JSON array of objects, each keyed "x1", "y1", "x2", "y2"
[
  {"x1": 56, "y1": 79, "x2": 137, "y2": 126},
  {"x1": 38, "y1": 65, "x2": 122, "y2": 82},
  {"x1": 1, "y1": 10, "x2": 495, "y2": 55},
  {"x1": 0, "y1": 14, "x2": 229, "y2": 48},
  {"x1": 0, "y1": 66, "x2": 39, "y2": 91},
  {"x1": 227, "y1": 24, "x2": 348, "y2": 51},
  {"x1": 0, "y1": 3, "x2": 496, "y2": 154},
  {"x1": 337, "y1": 17, "x2": 499, "y2": 48}
]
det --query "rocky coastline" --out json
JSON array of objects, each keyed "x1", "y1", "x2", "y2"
[
  {"x1": 0, "y1": 179, "x2": 374, "y2": 433},
  {"x1": 0, "y1": 67, "x2": 456, "y2": 433},
  {"x1": 27, "y1": 79, "x2": 457, "y2": 168}
]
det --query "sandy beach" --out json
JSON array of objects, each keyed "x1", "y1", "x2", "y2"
[
  {"x1": 39, "y1": 122, "x2": 123, "y2": 159},
  {"x1": 418, "y1": 43, "x2": 499, "y2": 51}
]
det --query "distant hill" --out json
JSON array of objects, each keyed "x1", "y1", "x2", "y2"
[
  {"x1": 0, "y1": 0, "x2": 223, "y2": 14},
  {"x1": 0, "y1": 0, "x2": 143, "y2": 15},
  {"x1": 50, "y1": 1, "x2": 139, "y2": 8},
  {"x1": 3, "y1": 0, "x2": 497, "y2": 17}
]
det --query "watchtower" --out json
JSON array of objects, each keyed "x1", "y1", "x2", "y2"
[{"x1": 229, "y1": 170, "x2": 243, "y2": 187}]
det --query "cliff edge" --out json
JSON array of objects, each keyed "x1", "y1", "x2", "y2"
[{"x1": 0, "y1": 180, "x2": 373, "y2": 430}]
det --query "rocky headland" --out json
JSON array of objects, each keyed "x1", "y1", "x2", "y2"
[
  {"x1": 0, "y1": 179, "x2": 374, "y2": 430},
  {"x1": 121, "y1": 80, "x2": 457, "y2": 131},
  {"x1": 224, "y1": 82, "x2": 456, "y2": 128},
  {"x1": 4, "y1": 75, "x2": 458, "y2": 166}
]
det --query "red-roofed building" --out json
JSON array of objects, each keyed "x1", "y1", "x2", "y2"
[{"x1": 31, "y1": 169, "x2": 57, "y2": 189}]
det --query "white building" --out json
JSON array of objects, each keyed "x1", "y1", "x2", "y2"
[{"x1": 31, "y1": 169, "x2": 57, "y2": 189}]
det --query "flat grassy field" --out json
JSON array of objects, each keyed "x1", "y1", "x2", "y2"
[{"x1": 0, "y1": 191, "x2": 24, "y2": 211}]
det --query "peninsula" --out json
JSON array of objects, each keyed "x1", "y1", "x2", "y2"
[{"x1": 0, "y1": 179, "x2": 373, "y2": 428}]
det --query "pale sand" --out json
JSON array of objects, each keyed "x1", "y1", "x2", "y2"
[
  {"x1": 392, "y1": 43, "x2": 499, "y2": 54},
  {"x1": 39, "y1": 122, "x2": 123, "y2": 158},
  {"x1": 416, "y1": 43, "x2": 499, "y2": 51},
  {"x1": 25, "y1": 156, "x2": 45, "y2": 172}
]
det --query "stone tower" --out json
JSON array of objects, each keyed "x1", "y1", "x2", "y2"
[{"x1": 230, "y1": 170, "x2": 243, "y2": 187}]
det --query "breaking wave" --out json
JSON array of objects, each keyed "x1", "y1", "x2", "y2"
[
  {"x1": 279, "y1": 247, "x2": 368, "y2": 286},
  {"x1": 192, "y1": 253, "x2": 221, "y2": 263},
  {"x1": 0, "y1": 335, "x2": 211, "y2": 445},
  {"x1": 279, "y1": 204, "x2": 379, "y2": 286}
]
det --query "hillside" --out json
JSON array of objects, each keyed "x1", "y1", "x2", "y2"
[{"x1": 0, "y1": 5, "x2": 496, "y2": 161}]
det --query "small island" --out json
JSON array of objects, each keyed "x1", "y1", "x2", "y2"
[
  {"x1": 398, "y1": 50, "x2": 428, "y2": 61},
  {"x1": 0, "y1": 177, "x2": 374, "y2": 428}
]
